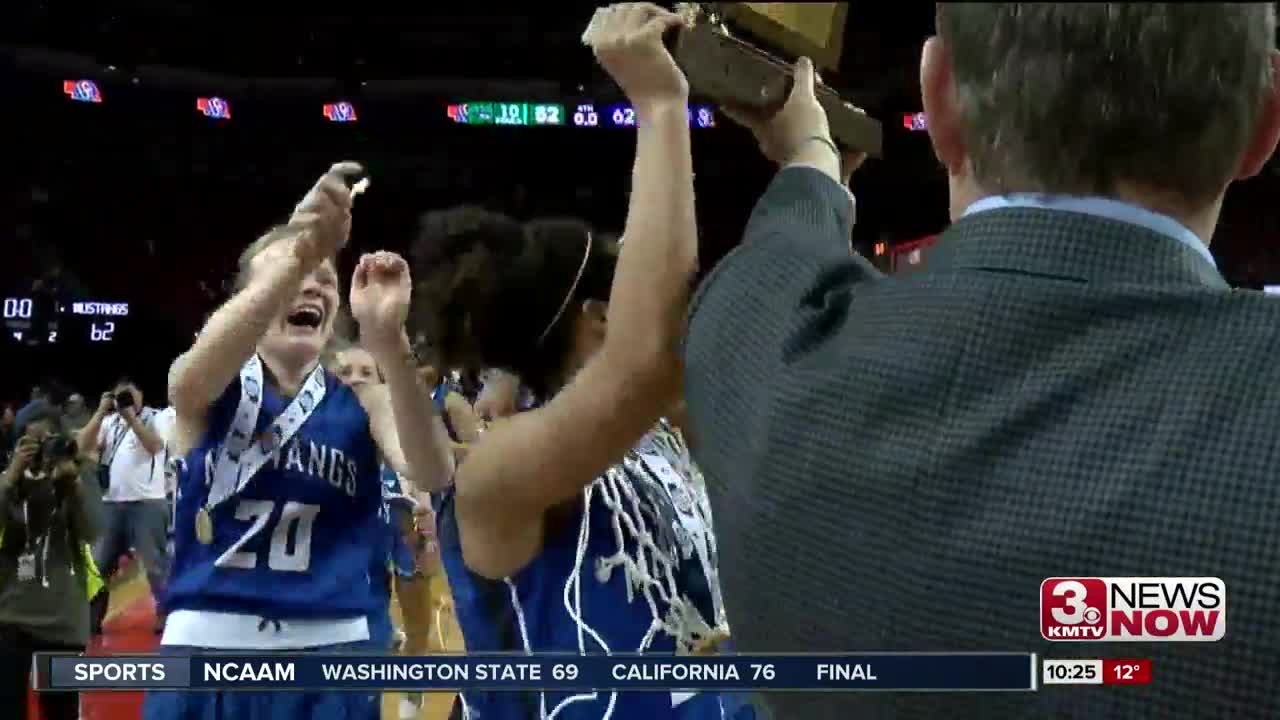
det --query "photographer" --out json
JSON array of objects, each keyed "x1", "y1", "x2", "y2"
[
  {"x1": 0, "y1": 407, "x2": 102, "y2": 720},
  {"x1": 75, "y1": 379, "x2": 172, "y2": 635}
]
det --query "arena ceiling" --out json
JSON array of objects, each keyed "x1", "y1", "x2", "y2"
[{"x1": 1, "y1": 2, "x2": 936, "y2": 114}]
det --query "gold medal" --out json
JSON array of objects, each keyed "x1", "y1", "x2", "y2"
[{"x1": 195, "y1": 508, "x2": 214, "y2": 545}]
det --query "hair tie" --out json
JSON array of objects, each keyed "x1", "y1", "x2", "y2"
[{"x1": 536, "y1": 231, "x2": 592, "y2": 346}]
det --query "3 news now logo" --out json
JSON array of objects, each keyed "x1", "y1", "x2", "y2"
[{"x1": 1041, "y1": 577, "x2": 1226, "y2": 641}]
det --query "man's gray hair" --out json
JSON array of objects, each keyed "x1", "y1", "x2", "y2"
[{"x1": 938, "y1": 3, "x2": 1277, "y2": 208}]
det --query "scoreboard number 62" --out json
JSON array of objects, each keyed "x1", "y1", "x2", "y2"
[{"x1": 91, "y1": 321, "x2": 116, "y2": 342}]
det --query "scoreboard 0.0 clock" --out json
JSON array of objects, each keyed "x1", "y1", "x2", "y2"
[{"x1": 2, "y1": 296, "x2": 130, "y2": 346}]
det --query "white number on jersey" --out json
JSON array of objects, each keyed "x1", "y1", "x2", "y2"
[{"x1": 213, "y1": 499, "x2": 320, "y2": 572}]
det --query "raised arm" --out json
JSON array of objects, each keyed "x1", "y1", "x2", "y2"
[
  {"x1": 0, "y1": 436, "x2": 37, "y2": 533},
  {"x1": 454, "y1": 3, "x2": 696, "y2": 578},
  {"x1": 167, "y1": 163, "x2": 361, "y2": 449},
  {"x1": 684, "y1": 63, "x2": 880, "y2": 470},
  {"x1": 351, "y1": 252, "x2": 456, "y2": 493},
  {"x1": 75, "y1": 392, "x2": 113, "y2": 460},
  {"x1": 168, "y1": 229, "x2": 310, "y2": 418}
]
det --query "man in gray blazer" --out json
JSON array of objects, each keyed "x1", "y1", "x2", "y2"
[{"x1": 685, "y1": 4, "x2": 1280, "y2": 718}]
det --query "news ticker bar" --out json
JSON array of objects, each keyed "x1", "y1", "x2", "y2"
[{"x1": 37, "y1": 654, "x2": 1040, "y2": 692}]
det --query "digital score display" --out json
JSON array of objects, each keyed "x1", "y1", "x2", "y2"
[
  {"x1": 605, "y1": 104, "x2": 716, "y2": 129},
  {"x1": 449, "y1": 101, "x2": 714, "y2": 129},
  {"x1": 2, "y1": 297, "x2": 129, "y2": 346},
  {"x1": 572, "y1": 103, "x2": 600, "y2": 127},
  {"x1": 447, "y1": 102, "x2": 565, "y2": 126}
]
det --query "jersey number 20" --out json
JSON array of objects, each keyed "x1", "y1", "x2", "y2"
[{"x1": 214, "y1": 499, "x2": 319, "y2": 572}]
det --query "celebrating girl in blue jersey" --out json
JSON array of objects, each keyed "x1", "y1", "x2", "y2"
[
  {"x1": 146, "y1": 163, "x2": 454, "y2": 720},
  {"x1": 327, "y1": 342, "x2": 420, "y2": 653},
  {"x1": 408, "y1": 6, "x2": 745, "y2": 719},
  {"x1": 331, "y1": 342, "x2": 439, "y2": 720}
]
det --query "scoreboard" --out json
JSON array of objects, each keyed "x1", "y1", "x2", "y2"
[
  {"x1": 34, "y1": 652, "x2": 1155, "y2": 692},
  {"x1": 447, "y1": 102, "x2": 567, "y2": 126},
  {"x1": 2, "y1": 296, "x2": 129, "y2": 347},
  {"x1": 447, "y1": 101, "x2": 716, "y2": 129}
]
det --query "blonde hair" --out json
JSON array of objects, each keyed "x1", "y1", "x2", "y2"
[
  {"x1": 321, "y1": 334, "x2": 354, "y2": 372},
  {"x1": 233, "y1": 226, "x2": 338, "y2": 292}
]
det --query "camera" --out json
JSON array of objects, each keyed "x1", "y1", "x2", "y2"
[
  {"x1": 30, "y1": 432, "x2": 80, "y2": 482},
  {"x1": 114, "y1": 390, "x2": 135, "y2": 411}
]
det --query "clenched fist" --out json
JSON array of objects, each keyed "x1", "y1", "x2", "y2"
[
  {"x1": 350, "y1": 250, "x2": 411, "y2": 354},
  {"x1": 287, "y1": 162, "x2": 364, "y2": 269},
  {"x1": 583, "y1": 3, "x2": 688, "y2": 114}
]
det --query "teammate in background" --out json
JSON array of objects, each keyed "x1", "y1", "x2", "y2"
[
  {"x1": 473, "y1": 369, "x2": 528, "y2": 421},
  {"x1": 392, "y1": 364, "x2": 478, "y2": 720},
  {"x1": 327, "y1": 341, "x2": 415, "y2": 648},
  {"x1": 421, "y1": 366, "x2": 482, "y2": 460},
  {"x1": 146, "y1": 163, "x2": 453, "y2": 720},
  {"x1": 407, "y1": 6, "x2": 739, "y2": 718},
  {"x1": 329, "y1": 341, "x2": 435, "y2": 720}
]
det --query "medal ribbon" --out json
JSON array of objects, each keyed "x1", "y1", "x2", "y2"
[{"x1": 205, "y1": 355, "x2": 328, "y2": 511}]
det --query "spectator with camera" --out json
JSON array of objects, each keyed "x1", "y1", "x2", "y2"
[
  {"x1": 75, "y1": 378, "x2": 173, "y2": 634},
  {"x1": 12, "y1": 381, "x2": 70, "y2": 449},
  {"x1": 0, "y1": 405, "x2": 102, "y2": 720}
]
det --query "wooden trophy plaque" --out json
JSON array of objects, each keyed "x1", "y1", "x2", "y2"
[{"x1": 668, "y1": 2, "x2": 882, "y2": 157}]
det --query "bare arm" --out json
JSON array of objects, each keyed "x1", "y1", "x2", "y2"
[
  {"x1": 444, "y1": 393, "x2": 482, "y2": 444},
  {"x1": 457, "y1": 96, "x2": 697, "y2": 578},
  {"x1": 0, "y1": 442, "x2": 29, "y2": 533},
  {"x1": 75, "y1": 398, "x2": 111, "y2": 460},
  {"x1": 168, "y1": 236, "x2": 308, "y2": 432},
  {"x1": 361, "y1": 332, "x2": 455, "y2": 493},
  {"x1": 169, "y1": 163, "x2": 360, "y2": 452}
]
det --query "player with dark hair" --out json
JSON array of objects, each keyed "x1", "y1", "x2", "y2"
[
  {"x1": 145, "y1": 164, "x2": 453, "y2": 720},
  {"x1": 406, "y1": 5, "x2": 740, "y2": 719}
]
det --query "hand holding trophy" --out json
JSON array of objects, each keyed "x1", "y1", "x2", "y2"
[
  {"x1": 665, "y1": 2, "x2": 882, "y2": 156},
  {"x1": 582, "y1": 3, "x2": 689, "y2": 115}
]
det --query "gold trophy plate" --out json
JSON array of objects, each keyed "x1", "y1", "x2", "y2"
[{"x1": 668, "y1": 3, "x2": 882, "y2": 157}]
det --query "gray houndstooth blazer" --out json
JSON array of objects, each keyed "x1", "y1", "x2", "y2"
[{"x1": 684, "y1": 167, "x2": 1280, "y2": 719}]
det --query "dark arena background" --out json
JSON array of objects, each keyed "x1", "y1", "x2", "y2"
[
  {"x1": 4, "y1": 4, "x2": 1280, "y2": 403},
  {"x1": 2, "y1": 5, "x2": 1280, "y2": 719}
]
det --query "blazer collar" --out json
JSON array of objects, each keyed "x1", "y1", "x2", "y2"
[{"x1": 929, "y1": 207, "x2": 1228, "y2": 289}]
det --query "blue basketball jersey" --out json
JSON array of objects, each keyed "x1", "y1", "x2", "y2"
[
  {"x1": 379, "y1": 465, "x2": 417, "y2": 577},
  {"x1": 165, "y1": 372, "x2": 383, "y2": 620},
  {"x1": 435, "y1": 421, "x2": 727, "y2": 720},
  {"x1": 368, "y1": 465, "x2": 417, "y2": 649}
]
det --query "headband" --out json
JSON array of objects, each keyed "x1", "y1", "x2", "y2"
[{"x1": 536, "y1": 231, "x2": 593, "y2": 346}]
